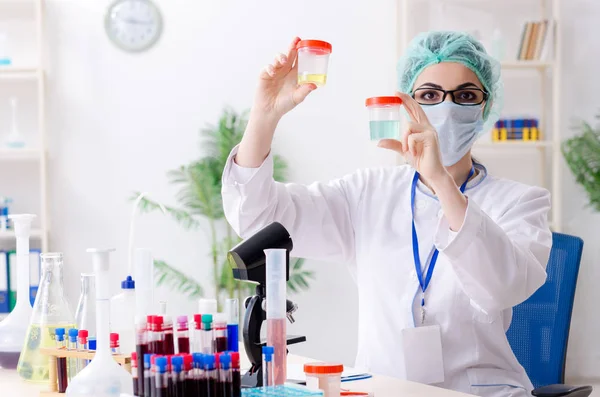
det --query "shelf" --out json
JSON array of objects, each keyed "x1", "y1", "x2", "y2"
[
  {"x1": 475, "y1": 141, "x2": 553, "y2": 148},
  {"x1": 0, "y1": 229, "x2": 42, "y2": 240},
  {"x1": 0, "y1": 148, "x2": 41, "y2": 161},
  {"x1": 0, "y1": 66, "x2": 40, "y2": 80},
  {"x1": 501, "y1": 61, "x2": 553, "y2": 70}
]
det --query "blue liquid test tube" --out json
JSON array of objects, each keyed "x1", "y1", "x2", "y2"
[
  {"x1": 226, "y1": 299, "x2": 239, "y2": 353},
  {"x1": 262, "y1": 346, "x2": 274, "y2": 387}
]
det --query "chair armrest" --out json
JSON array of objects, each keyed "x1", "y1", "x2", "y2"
[{"x1": 532, "y1": 384, "x2": 593, "y2": 397}]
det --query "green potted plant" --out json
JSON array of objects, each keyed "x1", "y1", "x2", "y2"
[
  {"x1": 562, "y1": 113, "x2": 600, "y2": 210},
  {"x1": 133, "y1": 108, "x2": 314, "y2": 309}
]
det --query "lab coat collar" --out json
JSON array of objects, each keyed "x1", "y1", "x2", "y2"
[{"x1": 417, "y1": 162, "x2": 488, "y2": 199}]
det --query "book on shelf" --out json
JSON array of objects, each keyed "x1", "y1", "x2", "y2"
[
  {"x1": 516, "y1": 20, "x2": 553, "y2": 61},
  {"x1": 492, "y1": 118, "x2": 540, "y2": 141}
]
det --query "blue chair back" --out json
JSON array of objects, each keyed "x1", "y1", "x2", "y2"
[{"x1": 506, "y1": 232, "x2": 584, "y2": 388}]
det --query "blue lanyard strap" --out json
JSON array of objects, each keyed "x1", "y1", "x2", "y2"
[{"x1": 411, "y1": 166, "x2": 475, "y2": 310}]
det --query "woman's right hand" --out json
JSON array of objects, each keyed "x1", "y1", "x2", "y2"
[{"x1": 253, "y1": 37, "x2": 317, "y2": 119}]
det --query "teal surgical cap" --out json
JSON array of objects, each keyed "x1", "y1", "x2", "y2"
[{"x1": 397, "y1": 31, "x2": 503, "y2": 132}]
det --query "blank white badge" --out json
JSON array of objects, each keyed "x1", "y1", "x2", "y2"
[{"x1": 401, "y1": 324, "x2": 445, "y2": 384}]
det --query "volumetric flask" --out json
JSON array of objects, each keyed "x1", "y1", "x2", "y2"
[
  {"x1": 75, "y1": 274, "x2": 96, "y2": 338},
  {"x1": 17, "y1": 253, "x2": 75, "y2": 382}
]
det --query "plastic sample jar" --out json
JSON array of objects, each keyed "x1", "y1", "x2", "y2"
[
  {"x1": 365, "y1": 96, "x2": 403, "y2": 141},
  {"x1": 296, "y1": 40, "x2": 332, "y2": 87},
  {"x1": 304, "y1": 362, "x2": 344, "y2": 397}
]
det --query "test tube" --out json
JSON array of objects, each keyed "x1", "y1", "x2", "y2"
[
  {"x1": 193, "y1": 353, "x2": 205, "y2": 397},
  {"x1": 155, "y1": 316, "x2": 165, "y2": 355},
  {"x1": 77, "y1": 329, "x2": 89, "y2": 370},
  {"x1": 143, "y1": 354, "x2": 152, "y2": 397},
  {"x1": 67, "y1": 328, "x2": 79, "y2": 380},
  {"x1": 170, "y1": 355, "x2": 184, "y2": 397},
  {"x1": 213, "y1": 313, "x2": 228, "y2": 353},
  {"x1": 155, "y1": 357, "x2": 168, "y2": 397},
  {"x1": 131, "y1": 352, "x2": 139, "y2": 396},
  {"x1": 201, "y1": 314, "x2": 214, "y2": 354},
  {"x1": 135, "y1": 317, "x2": 148, "y2": 396},
  {"x1": 220, "y1": 352, "x2": 233, "y2": 397},
  {"x1": 204, "y1": 354, "x2": 217, "y2": 397},
  {"x1": 55, "y1": 328, "x2": 68, "y2": 393},
  {"x1": 110, "y1": 332, "x2": 120, "y2": 354},
  {"x1": 262, "y1": 346, "x2": 274, "y2": 387},
  {"x1": 193, "y1": 314, "x2": 202, "y2": 353},
  {"x1": 176, "y1": 316, "x2": 190, "y2": 354},
  {"x1": 265, "y1": 249, "x2": 287, "y2": 385},
  {"x1": 225, "y1": 299, "x2": 239, "y2": 353},
  {"x1": 150, "y1": 355, "x2": 158, "y2": 397},
  {"x1": 147, "y1": 315, "x2": 156, "y2": 354},
  {"x1": 163, "y1": 315, "x2": 175, "y2": 355},
  {"x1": 231, "y1": 352, "x2": 241, "y2": 397},
  {"x1": 184, "y1": 354, "x2": 195, "y2": 395}
]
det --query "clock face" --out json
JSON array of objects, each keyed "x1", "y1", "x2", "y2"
[{"x1": 105, "y1": 0, "x2": 163, "y2": 53}]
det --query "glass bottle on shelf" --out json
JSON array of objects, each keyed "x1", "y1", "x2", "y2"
[{"x1": 17, "y1": 253, "x2": 75, "y2": 382}]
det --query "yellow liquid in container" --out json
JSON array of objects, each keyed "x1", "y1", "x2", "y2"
[
  {"x1": 298, "y1": 73, "x2": 327, "y2": 86},
  {"x1": 17, "y1": 323, "x2": 76, "y2": 382}
]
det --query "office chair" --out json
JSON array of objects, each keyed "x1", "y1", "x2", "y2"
[{"x1": 507, "y1": 232, "x2": 592, "y2": 397}]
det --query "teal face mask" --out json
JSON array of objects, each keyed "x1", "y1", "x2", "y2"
[{"x1": 421, "y1": 101, "x2": 484, "y2": 166}]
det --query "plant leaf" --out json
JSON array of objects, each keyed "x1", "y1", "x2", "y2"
[
  {"x1": 130, "y1": 192, "x2": 201, "y2": 230},
  {"x1": 154, "y1": 260, "x2": 204, "y2": 300}
]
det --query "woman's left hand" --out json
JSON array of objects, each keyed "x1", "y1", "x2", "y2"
[{"x1": 378, "y1": 92, "x2": 448, "y2": 184}]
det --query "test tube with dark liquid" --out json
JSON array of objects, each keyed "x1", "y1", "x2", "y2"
[
  {"x1": 219, "y1": 352, "x2": 233, "y2": 397},
  {"x1": 213, "y1": 314, "x2": 228, "y2": 353},
  {"x1": 230, "y1": 352, "x2": 241, "y2": 397},
  {"x1": 55, "y1": 328, "x2": 68, "y2": 393},
  {"x1": 143, "y1": 354, "x2": 152, "y2": 397},
  {"x1": 205, "y1": 354, "x2": 218, "y2": 397},
  {"x1": 155, "y1": 357, "x2": 168, "y2": 397},
  {"x1": 176, "y1": 316, "x2": 190, "y2": 354},
  {"x1": 193, "y1": 353, "x2": 206, "y2": 397},
  {"x1": 163, "y1": 316, "x2": 175, "y2": 355},
  {"x1": 131, "y1": 352, "x2": 139, "y2": 396},
  {"x1": 136, "y1": 318, "x2": 148, "y2": 396}
]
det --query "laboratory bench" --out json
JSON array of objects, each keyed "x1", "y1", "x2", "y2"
[{"x1": 0, "y1": 352, "x2": 478, "y2": 397}]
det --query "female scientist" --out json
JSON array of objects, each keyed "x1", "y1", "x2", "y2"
[{"x1": 221, "y1": 31, "x2": 552, "y2": 396}]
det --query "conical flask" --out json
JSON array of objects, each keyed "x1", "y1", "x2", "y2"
[
  {"x1": 0, "y1": 214, "x2": 36, "y2": 369},
  {"x1": 67, "y1": 248, "x2": 132, "y2": 397},
  {"x1": 17, "y1": 253, "x2": 75, "y2": 382},
  {"x1": 75, "y1": 273, "x2": 96, "y2": 338}
]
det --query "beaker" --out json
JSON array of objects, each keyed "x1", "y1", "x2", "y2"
[
  {"x1": 75, "y1": 274, "x2": 96, "y2": 338},
  {"x1": 17, "y1": 253, "x2": 75, "y2": 382}
]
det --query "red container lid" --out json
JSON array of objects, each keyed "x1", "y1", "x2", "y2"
[
  {"x1": 78, "y1": 329, "x2": 88, "y2": 338},
  {"x1": 147, "y1": 315, "x2": 155, "y2": 324},
  {"x1": 231, "y1": 352, "x2": 240, "y2": 367},
  {"x1": 184, "y1": 354, "x2": 193, "y2": 370},
  {"x1": 365, "y1": 96, "x2": 402, "y2": 107},
  {"x1": 297, "y1": 40, "x2": 332, "y2": 53},
  {"x1": 151, "y1": 355, "x2": 158, "y2": 365},
  {"x1": 131, "y1": 352, "x2": 137, "y2": 366},
  {"x1": 304, "y1": 362, "x2": 344, "y2": 375},
  {"x1": 193, "y1": 314, "x2": 202, "y2": 329},
  {"x1": 110, "y1": 333, "x2": 119, "y2": 342}
]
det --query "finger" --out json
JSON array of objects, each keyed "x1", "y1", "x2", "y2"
[
  {"x1": 273, "y1": 53, "x2": 288, "y2": 69},
  {"x1": 377, "y1": 139, "x2": 403, "y2": 153},
  {"x1": 402, "y1": 122, "x2": 428, "y2": 152},
  {"x1": 292, "y1": 83, "x2": 317, "y2": 105},
  {"x1": 286, "y1": 37, "x2": 302, "y2": 67},
  {"x1": 396, "y1": 92, "x2": 432, "y2": 126}
]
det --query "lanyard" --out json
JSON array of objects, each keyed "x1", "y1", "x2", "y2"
[{"x1": 411, "y1": 165, "x2": 475, "y2": 324}]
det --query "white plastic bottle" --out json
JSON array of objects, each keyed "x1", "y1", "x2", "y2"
[{"x1": 109, "y1": 275, "x2": 136, "y2": 354}]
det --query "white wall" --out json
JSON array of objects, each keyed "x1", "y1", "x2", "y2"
[{"x1": 31, "y1": 0, "x2": 600, "y2": 376}]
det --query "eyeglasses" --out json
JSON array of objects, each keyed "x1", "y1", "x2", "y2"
[{"x1": 412, "y1": 87, "x2": 489, "y2": 106}]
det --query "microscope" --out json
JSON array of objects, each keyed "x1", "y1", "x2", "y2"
[{"x1": 228, "y1": 222, "x2": 306, "y2": 388}]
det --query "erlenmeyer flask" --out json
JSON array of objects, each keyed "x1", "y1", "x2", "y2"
[
  {"x1": 75, "y1": 274, "x2": 96, "y2": 338},
  {"x1": 17, "y1": 253, "x2": 75, "y2": 382}
]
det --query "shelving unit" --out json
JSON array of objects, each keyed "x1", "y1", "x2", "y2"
[
  {"x1": 0, "y1": 0, "x2": 48, "y2": 250},
  {"x1": 397, "y1": 0, "x2": 562, "y2": 231}
]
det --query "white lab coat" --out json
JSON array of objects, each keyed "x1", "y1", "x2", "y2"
[{"x1": 221, "y1": 146, "x2": 552, "y2": 397}]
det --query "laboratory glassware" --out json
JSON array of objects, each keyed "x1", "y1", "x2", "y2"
[
  {"x1": 75, "y1": 273, "x2": 96, "y2": 338},
  {"x1": 66, "y1": 248, "x2": 133, "y2": 396},
  {"x1": 0, "y1": 214, "x2": 35, "y2": 369},
  {"x1": 304, "y1": 363, "x2": 344, "y2": 397},
  {"x1": 6, "y1": 97, "x2": 25, "y2": 148},
  {"x1": 365, "y1": 96, "x2": 403, "y2": 141},
  {"x1": 265, "y1": 249, "x2": 287, "y2": 385},
  {"x1": 18, "y1": 252, "x2": 75, "y2": 382}
]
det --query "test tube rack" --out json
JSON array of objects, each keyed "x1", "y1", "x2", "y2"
[{"x1": 38, "y1": 347, "x2": 131, "y2": 396}]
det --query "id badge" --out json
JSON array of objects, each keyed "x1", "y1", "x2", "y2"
[{"x1": 401, "y1": 324, "x2": 445, "y2": 384}]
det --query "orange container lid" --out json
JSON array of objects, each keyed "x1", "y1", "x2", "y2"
[
  {"x1": 365, "y1": 96, "x2": 402, "y2": 107},
  {"x1": 297, "y1": 40, "x2": 332, "y2": 53},
  {"x1": 304, "y1": 362, "x2": 344, "y2": 374}
]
